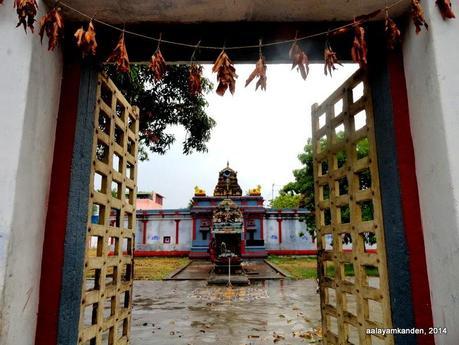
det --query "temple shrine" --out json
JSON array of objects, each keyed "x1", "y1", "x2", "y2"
[{"x1": 135, "y1": 164, "x2": 312, "y2": 258}]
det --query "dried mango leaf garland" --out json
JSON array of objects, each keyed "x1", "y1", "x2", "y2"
[
  {"x1": 289, "y1": 41, "x2": 309, "y2": 80},
  {"x1": 189, "y1": 64, "x2": 203, "y2": 96},
  {"x1": 149, "y1": 49, "x2": 167, "y2": 81},
  {"x1": 74, "y1": 20, "x2": 98, "y2": 57},
  {"x1": 385, "y1": 12, "x2": 401, "y2": 50},
  {"x1": 245, "y1": 55, "x2": 267, "y2": 91},
  {"x1": 212, "y1": 50, "x2": 237, "y2": 96},
  {"x1": 106, "y1": 32, "x2": 130, "y2": 74},
  {"x1": 324, "y1": 43, "x2": 342, "y2": 77},
  {"x1": 436, "y1": 0, "x2": 456, "y2": 20},
  {"x1": 15, "y1": 0, "x2": 38, "y2": 32},
  {"x1": 411, "y1": 0, "x2": 428, "y2": 33},
  {"x1": 39, "y1": 7, "x2": 64, "y2": 51},
  {"x1": 351, "y1": 21, "x2": 368, "y2": 67}
]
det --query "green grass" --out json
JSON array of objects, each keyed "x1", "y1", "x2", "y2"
[
  {"x1": 133, "y1": 257, "x2": 190, "y2": 280},
  {"x1": 267, "y1": 256, "x2": 379, "y2": 280}
]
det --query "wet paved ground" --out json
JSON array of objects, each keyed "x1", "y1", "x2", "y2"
[{"x1": 131, "y1": 280, "x2": 322, "y2": 345}]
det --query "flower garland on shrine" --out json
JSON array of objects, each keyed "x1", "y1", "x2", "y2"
[{"x1": 1, "y1": 0, "x2": 456, "y2": 96}]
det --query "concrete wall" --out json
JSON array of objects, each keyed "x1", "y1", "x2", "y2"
[
  {"x1": 136, "y1": 219, "x2": 193, "y2": 251},
  {"x1": 264, "y1": 218, "x2": 315, "y2": 251},
  {"x1": 0, "y1": 2, "x2": 63, "y2": 345},
  {"x1": 403, "y1": 5, "x2": 459, "y2": 344}
]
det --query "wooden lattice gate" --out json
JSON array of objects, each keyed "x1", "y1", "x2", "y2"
[
  {"x1": 78, "y1": 74, "x2": 139, "y2": 345},
  {"x1": 312, "y1": 69, "x2": 393, "y2": 345}
]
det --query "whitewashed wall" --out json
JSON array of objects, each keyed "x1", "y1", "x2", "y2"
[
  {"x1": 136, "y1": 218, "x2": 193, "y2": 251},
  {"x1": 264, "y1": 219, "x2": 315, "y2": 251},
  {"x1": 403, "y1": 4, "x2": 459, "y2": 344},
  {"x1": 0, "y1": 2, "x2": 62, "y2": 345}
]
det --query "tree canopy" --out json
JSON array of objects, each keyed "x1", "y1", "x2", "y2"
[
  {"x1": 272, "y1": 135, "x2": 374, "y2": 244},
  {"x1": 105, "y1": 64, "x2": 216, "y2": 160}
]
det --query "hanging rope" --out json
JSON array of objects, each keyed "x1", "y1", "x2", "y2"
[{"x1": 57, "y1": 0, "x2": 406, "y2": 51}]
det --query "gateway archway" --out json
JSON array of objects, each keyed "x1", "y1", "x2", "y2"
[{"x1": 34, "y1": 8, "x2": 433, "y2": 345}]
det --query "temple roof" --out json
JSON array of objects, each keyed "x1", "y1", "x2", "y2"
[{"x1": 213, "y1": 163, "x2": 243, "y2": 197}]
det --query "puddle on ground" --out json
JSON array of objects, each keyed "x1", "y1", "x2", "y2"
[{"x1": 131, "y1": 279, "x2": 322, "y2": 345}]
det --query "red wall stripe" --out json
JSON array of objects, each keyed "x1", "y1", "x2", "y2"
[
  {"x1": 388, "y1": 51, "x2": 434, "y2": 344},
  {"x1": 35, "y1": 64, "x2": 81, "y2": 345}
]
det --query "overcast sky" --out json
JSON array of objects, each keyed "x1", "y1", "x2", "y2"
[{"x1": 137, "y1": 63, "x2": 358, "y2": 208}]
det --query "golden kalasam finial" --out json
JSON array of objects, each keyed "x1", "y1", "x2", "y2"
[
  {"x1": 194, "y1": 186, "x2": 206, "y2": 196},
  {"x1": 248, "y1": 185, "x2": 262, "y2": 196}
]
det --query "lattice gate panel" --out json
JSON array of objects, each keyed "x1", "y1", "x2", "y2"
[
  {"x1": 79, "y1": 74, "x2": 139, "y2": 345},
  {"x1": 312, "y1": 69, "x2": 393, "y2": 345}
]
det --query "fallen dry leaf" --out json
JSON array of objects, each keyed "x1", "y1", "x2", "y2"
[
  {"x1": 149, "y1": 49, "x2": 167, "y2": 81},
  {"x1": 212, "y1": 50, "x2": 237, "y2": 96},
  {"x1": 39, "y1": 7, "x2": 64, "y2": 51},
  {"x1": 411, "y1": 0, "x2": 429, "y2": 34},
  {"x1": 189, "y1": 64, "x2": 203, "y2": 96},
  {"x1": 15, "y1": 0, "x2": 38, "y2": 32},
  {"x1": 289, "y1": 41, "x2": 309, "y2": 80},
  {"x1": 245, "y1": 55, "x2": 267, "y2": 91},
  {"x1": 74, "y1": 20, "x2": 98, "y2": 57},
  {"x1": 436, "y1": 0, "x2": 456, "y2": 20},
  {"x1": 106, "y1": 32, "x2": 130, "y2": 74}
]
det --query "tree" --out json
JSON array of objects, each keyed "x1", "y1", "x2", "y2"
[
  {"x1": 105, "y1": 64, "x2": 216, "y2": 160},
  {"x1": 277, "y1": 136, "x2": 374, "y2": 244},
  {"x1": 270, "y1": 192, "x2": 302, "y2": 209}
]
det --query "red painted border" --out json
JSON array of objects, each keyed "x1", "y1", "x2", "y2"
[
  {"x1": 35, "y1": 64, "x2": 81, "y2": 345},
  {"x1": 134, "y1": 250, "x2": 190, "y2": 257},
  {"x1": 277, "y1": 219, "x2": 283, "y2": 243},
  {"x1": 175, "y1": 220, "x2": 180, "y2": 244},
  {"x1": 388, "y1": 51, "x2": 434, "y2": 344},
  {"x1": 267, "y1": 250, "x2": 317, "y2": 255}
]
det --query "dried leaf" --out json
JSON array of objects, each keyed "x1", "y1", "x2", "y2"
[
  {"x1": 245, "y1": 55, "x2": 267, "y2": 91},
  {"x1": 351, "y1": 22, "x2": 367, "y2": 68},
  {"x1": 436, "y1": 0, "x2": 456, "y2": 20},
  {"x1": 385, "y1": 15, "x2": 401, "y2": 50},
  {"x1": 411, "y1": 0, "x2": 428, "y2": 34},
  {"x1": 38, "y1": 7, "x2": 64, "y2": 51},
  {"x1": 15, "y1": 0, "x2": 38, "y2": 32},
  {"x1": 289, "y1": 41, "x2": 309, "y2": 80},
  {"x1": 149, "y1": 49, "x2": 167, "y2": 81},
  {"x1": 106, "y1": 32, "x2": 130, "y2": 74},
  {"x1": 324, "y1": 45, "x2": 342, "y2": 77},
  {"x1": 189, "y1": 64, "x2": 203, "y2": 96},
  {"x1": 212, "y1": 50, "x2": 237, "y2": 96},
  {"x1": 74, "y1": 20, "x2": 98, "y2": 57}
]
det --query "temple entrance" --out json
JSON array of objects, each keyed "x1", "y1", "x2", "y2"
[{"x1": 74, "y1": 63, "x2": 394, "y2": 345}]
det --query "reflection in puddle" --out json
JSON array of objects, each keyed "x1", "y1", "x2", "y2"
[{"x1": 188, "y1": 286, "x2": 269, "y2": 303}]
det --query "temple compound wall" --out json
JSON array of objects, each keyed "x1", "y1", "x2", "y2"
[
  {"x1": 134, "y1": 165, "x2": 313, "y2": 257},
  {"x1": 135, "y1": 208, "x2": 313, "y2": 257}
]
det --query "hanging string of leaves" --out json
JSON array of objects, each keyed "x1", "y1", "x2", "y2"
[
  {"x1": 74, "y1": 20, "x2": 98, "y2": 57},
  {"x1": 436, "y1": 0, "x2": 456, "y2": 20},
  {"x1": 410, "y1": 0, "x2": 429, "y2": 33},
  {"x1": 212, "y1": 50, "x2": 237, "y2": 96},
  {"x1": 149, "y1": 35, "x2": 167, "y2": 81},
  {"x1": 189, "y1": 64, "x2": 203, "y2": 96},
  {"x1": 324, "y1": 42, "x2": 342, "y2": 77},
  {"x1": 149, "y1": 49, "x2": 167, "y2": 81},
  {"x1": 351, "y1": 21, "x2": 368, "y2": 68},
  {"x1": 106, "y1": 32, "x2": 130, "y2": 73},
  {"x1": 38, "y1": 7, "x2": 64, "y2": 51},
  {"x1": 5, "y1": 0, "x2": 454, "y2": 96},
  {"x1": 15, "y1": 0, "x2": 38, "y2": 32},
  {"x1": 289, "y1": 41, "x2": 309, "y2": 80},
  {"x1": 385, "y1": 11, "x2": 401, "y2": 50},
  {"x1": 246, "y1": 43, "x2": 267, "y2": 91}
]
